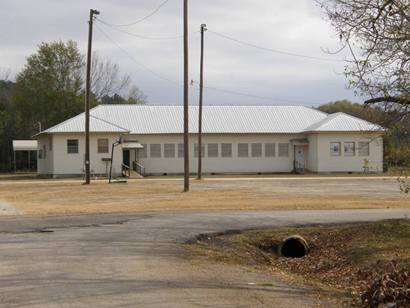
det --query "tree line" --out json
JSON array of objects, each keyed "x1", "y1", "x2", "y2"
[{"x1": 0, "y1": 40, "x2": 146, "y2": 171}]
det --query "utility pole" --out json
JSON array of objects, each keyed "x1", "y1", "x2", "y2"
[
  {"x1": 183, "y1": 0, "x2": 189, "y2": 192},
  {"x1": 197, "y1": 24, "x2": 207, "y2": 180},
  {"x1": 84, "y1": 8, "x2": 100, "y2": 185}
]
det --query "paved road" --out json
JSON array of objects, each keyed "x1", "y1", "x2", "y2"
[{"x1": 0, "y1": 209, "x2": 410, "y2": 308}]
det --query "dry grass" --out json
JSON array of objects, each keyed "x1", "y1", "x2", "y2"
[
  {"x1": 188, "y1": 219, "x2": 410, "y2": 306},
  {"x1": 0, "y1": 177, "x2": 409, "y2": 216}
]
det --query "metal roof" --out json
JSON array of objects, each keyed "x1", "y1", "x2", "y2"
[
  {"x1": 40, "y1": 113, "x2": 129, "y2": 135},
  {"x1": 304, "y1": 112, "x2": 383, "y2": 132},
  {"x1": 40, "y1": 105, "x2": 383, "y2": 135},
  {"x1": 12, "y1": 140, "x2": 38, "y2": 151}
]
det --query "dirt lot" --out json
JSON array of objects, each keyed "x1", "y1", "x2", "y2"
[{"x1": 0, "y1": 176, "x2": 408, "y2": 216}]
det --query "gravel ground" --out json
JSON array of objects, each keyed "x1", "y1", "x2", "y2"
[{"x1": 0, "y1": 209, "x2": 409, "y2": 307}]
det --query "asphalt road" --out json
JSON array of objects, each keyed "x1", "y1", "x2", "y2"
[{"x1": 1, "y1": 208, "x2": 410, "y2": 308}]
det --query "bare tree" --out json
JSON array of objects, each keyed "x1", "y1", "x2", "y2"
[
  {"x1": 90, "y1": 52, "x2": 131, "y2": 101},
  {"x1": 318, "y1": 0, "x2": 409, "y2": 110},
  {"x1": 127, "y1": 85, "x2": 147, "y2": 104},
  {"x1": 0, "y1": 68, "x2": 11, "y2": 81}
]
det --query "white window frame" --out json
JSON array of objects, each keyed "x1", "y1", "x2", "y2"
[
  {"x1": 344, "y1": 142, "x2": 355, "y2": 156},
  {"x1": 139, "y1": 144, "x2": 147, "y2": 158},
  {"x1": 164, "y1": 144, "x2": 176, "y2": 158},
  {"x1": 221, "y1": 143, "x2": 232, "y2": 158},
  {"x1": 67, "y1": 139, "x2": 79, "y2": 154},
  {"x1": 177, "y1": 143, "x2": 184, "y2": 158},
  {"x1": 97, "y1": 138, "x2": 109, "y2": 154},
  {"x1": 330, "y1": 142, "x2": 341, "y2": 157},
  {"x1": 150, "y1": 144, "x2": 162, "y2": 158},
  {"x1": 278, "y1": 143, "x2": 289, "y2": 157},
  {"x1": 207, "y1": 143, "x2": 219, "y2": 158},
  {"x1": 251, "y1": 143, "x2": 262, "y2": 157},
  {"x1": 238, "y1": 143, "x2": 249, "y2": 158},
  {"x1": 358, "y1": 141, "x2": 370, "y2": 156},
  {"x1": 194, "y1": 143, "x2": 205, "y2": 158},
  {"x1": 265, "y1": 143, "x2": 276, "y2": 157}
]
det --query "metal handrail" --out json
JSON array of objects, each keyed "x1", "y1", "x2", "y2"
[
  {"x1": 122, "y1": 163, "x2": 131, "y2": 177},
  {"x1": 133, "y1": 161, "x2": 146, "y2": 177}
]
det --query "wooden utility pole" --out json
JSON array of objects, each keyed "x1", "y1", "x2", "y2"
[
  {"x1": 183, "y1": 0, "x2": 189, "y2": 192},
  {"x1": 197, "y1": 24, "x2": 207, "y2": 180},
  {"x1": 84, "y1": 9, "x2": 99, "y2": 185}
]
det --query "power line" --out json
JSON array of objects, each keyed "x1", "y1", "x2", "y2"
[
  {"x1": 97, "y1": 0, "x2": 170, "y2": 27},
  {"x1": 94, "y1": 23, "x2": 181, "y2": 86},
  {"x1": 207, "y1": 29, "x2": 345, "y2": 63},
  {"x1": 191, "y1": 81, "x2": 309, "y2": 105},
  {"x1": 96, "y1": 18, "x2": 201, "y2": 41},
  {"x1": 95, "y1": 24, "x2": 315, "y2": 106},
  {"x1": 96, "y1": 20, "x2": 185, "y2": 40}
]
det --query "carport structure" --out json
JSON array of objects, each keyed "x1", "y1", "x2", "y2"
[{"x1": 12, "y1": 140, "x2": 37, "y2": 172}]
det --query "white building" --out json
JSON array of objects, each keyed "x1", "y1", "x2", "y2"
[{"x1": 35, "y1": 105, "x2": 384, "y2": 177}]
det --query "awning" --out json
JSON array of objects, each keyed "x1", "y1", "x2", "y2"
[
  {"x1": 122, "y1": 142, "x2": 144, "y2": 149},
  {"x1": 290, "y1": 139, "x2": 309, "y2": 146},
  {"x1": 12, "y1": 140, "x2": 38, "y2": 151}
]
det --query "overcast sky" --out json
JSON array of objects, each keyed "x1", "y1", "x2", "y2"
[{"x1": 0, "y1": 0, "x2": 357, "y2": 106}]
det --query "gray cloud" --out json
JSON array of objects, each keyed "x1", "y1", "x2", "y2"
[{"x1": 0, "y1": 0, "x2": 358, "y2": 106}]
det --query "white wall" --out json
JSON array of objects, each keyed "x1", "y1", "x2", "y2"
[
  {"x1": 44, "y1": 133, "x2": 123, "y2": 176},
  {"x1": 38, "y1": 131, "x2": 384, "y2": 176},
  {"x1": 307, "y1": 134, "x2": 319, "y2": 172},
  {"x1": 128, "y1": 133, "x2": 298, "y2": 175},
  {"x1": 314, "y1": 132, "x2": 383, "y2": 172},
  {"x1": 37, "y1": 135, "x2": 53, "y2": 174}
]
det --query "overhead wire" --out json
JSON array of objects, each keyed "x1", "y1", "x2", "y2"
[
  {"x1": 97, "y1": 0, "x2": 170, "y2": 28},
  {"x1": 190, "y1": 81, "x2": 309, "y2": 105},
  {"x1": 95, "y1": 23, "x2": 182, "y2": 86},
  {"x1": 96, "y1": 19, "x2": 186, "y2": 40},
  {"x1": 95, "y1": 23, "x2": 319, "y2": 105},
  {"x1": 207, "y1": 29, "x2": 345, "y2": 63}
]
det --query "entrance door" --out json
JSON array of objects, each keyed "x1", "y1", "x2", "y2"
[
  {"x1": 295, "y1": 146, "x2": 305, "y2": 168},
  {"x1": 123, "y1": 150, "x2": 130, "y2": 167}
]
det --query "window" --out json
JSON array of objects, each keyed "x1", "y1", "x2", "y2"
[
  {"x1": 344, "y1": 142, "x2": 355, "y2": 156},
  {"x1": 221, "y1": 143, "x2": 232, "y2": 158},
  {"x1": 97, "y1": 139, "x2": 109, "y2": 153},
  {"x1": 150, "y1": 144, "x2": 161, "y2": 158},
  {"x1": 67, "y1": 139, "x2": 79, "y2": 154},
  {"x1": 208, "y1": 143, "x2": 219, "y2": 158},
  {"x1": 330, "y1": 142, "x2": 341, "y2": 156},
  {"x1": 139, "y1": 144, "x2": 147, "y2": 158},
  {"x1": 238, "y1": 143, "x2": 249, "y2": 157},
  {"x1": 358, "y1": 142, "x2": 370, "y2": 156},
  {"x1": 251, "y1": 143, "x2": 262, "y2": 157},
  {"x1": 164, "y1": 144, "x2": 175, "y2": 158},
  {"x1": 265, "y1": 143, "x2": 275, "y2": 157},
  {"x1": 48, "y1": 136, "x2": 53, "y2": 151},
  {"x1": 38, "y1": 149, "x2": 43, "y2": 159},
  {"x1": 278, "y1": 143, "x2": 289, "y2": 157},
  {"x1": 43, "y1": 144, "x2": 47, "y2": 159},
  {"x1": 177, "y1": 143, "x2": 184, "y2": 158},
  {"x1": 194, "y1": 143, "x2": 205, "y2": 158}
]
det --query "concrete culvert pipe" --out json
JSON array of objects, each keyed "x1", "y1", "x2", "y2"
[{"x1": 278, "y1": 235, "x2": 309, "y2": 258}]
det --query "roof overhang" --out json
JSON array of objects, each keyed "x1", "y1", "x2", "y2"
[
  {"x1": 12, "y1": 140, "x2": 38, "y2": 151},
  {"x1": 290, "y1": 138, "x2": 309, "y2": 145},
  {"x1": 122, "y1": 142, "x2": 144, "y2": 149}
]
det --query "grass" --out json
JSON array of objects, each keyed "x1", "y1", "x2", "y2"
[
  {"x1": 0, "y1": 177, "x2": 408, "y2": 216},
  {"x1": 187, "y1": 219, "x2": 410, "y2": 305}
]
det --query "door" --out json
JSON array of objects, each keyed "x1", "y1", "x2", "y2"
[
  {"x1": 295, "y1": 146, "x2": 305, "y2": 168},
  {"x1": 123, "y1": 150, "x2": 130, "y2": 167}
]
